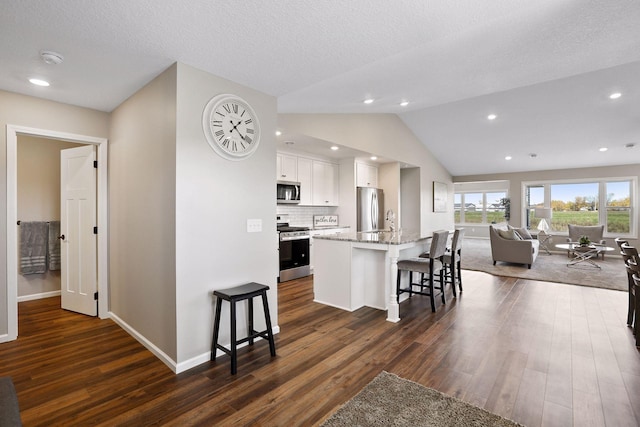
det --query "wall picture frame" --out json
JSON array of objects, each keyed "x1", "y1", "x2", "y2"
[{"x1": 433, "y1": 181, "x2": 447, "y2": 212}]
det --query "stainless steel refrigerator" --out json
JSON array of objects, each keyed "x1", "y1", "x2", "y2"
[{"x1": 357, "y1": 187, "x2": 384, "y2": 232}]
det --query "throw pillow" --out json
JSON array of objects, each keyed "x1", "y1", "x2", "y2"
[
  {"x1": 497, "y1": 229, "x2": 521, "y2": 240},
  {"x1": 509, "y1": 226, "x2": 533, "y2": 240}
]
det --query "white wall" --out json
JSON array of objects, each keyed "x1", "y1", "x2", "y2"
[
  {"x1": 109, "y1": 65, "x2": 178, "y2": 361},
  {"x1": 0, "y1": 90, "x2": 109, "y2": 339},
  {"x1": 379, "y1": 162, "x2": 400, "y2": 229},
  {"x1": 174, "y1": 63, "x2": 278, "y2": 367},
  {"x1": 278, "y1": 114, "x2": 454, "y2": 235},
  {"x1": 17, "y1": 135, "x2": 78, "y2": 297},
  {"x1": 401, "y1": 167, "x2": 421, "y2": 231}
]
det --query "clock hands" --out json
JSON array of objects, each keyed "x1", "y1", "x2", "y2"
[{"x1": 230, "y1": 120, "x2": 251, "y2": 143}]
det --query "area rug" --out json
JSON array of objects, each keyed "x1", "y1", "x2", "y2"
[
  {"x1": 321, "y1": 371, "x2": 523, "y2": 427},
  {"x1": 461, "y1": 238, "x2": 627, "y2": 291}
]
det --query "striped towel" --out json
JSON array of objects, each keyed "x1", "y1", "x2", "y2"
[
  {"x1": 48, "y1": 221, "x2": 61, "y2": 271},
  {"x1": 20, "y1": 221, "x2": 49, "y2": 275}
]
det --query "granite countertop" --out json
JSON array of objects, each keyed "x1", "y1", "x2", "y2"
[{"x1": 313, "y1": 230, "x2": 430, "y2": 245}]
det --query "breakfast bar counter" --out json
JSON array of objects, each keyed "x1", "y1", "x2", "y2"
[{"x1": 313, "y1": 231, "x2": 431, "y2": 322}]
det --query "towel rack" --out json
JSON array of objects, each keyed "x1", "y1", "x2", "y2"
[{"x1": 17, "y1": 220, "x2": 54, "y2": 225}]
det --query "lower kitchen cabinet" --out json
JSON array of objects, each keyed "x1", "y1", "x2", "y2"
[{"x1": 309, "y1": 227, "x2": 350, "y2": 272}]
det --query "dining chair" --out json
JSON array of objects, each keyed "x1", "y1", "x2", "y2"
[
  {"x1": 615, "y1": 237, "x2": 629, "y2": 250},
  {"x1": 621, "y1": 244, "x2": 639, "y2": 327},
  {"x1": 632, "y1": 273, "x2": 640, "y2": 347}
]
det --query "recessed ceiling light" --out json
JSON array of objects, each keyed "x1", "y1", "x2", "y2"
[
  {"x1": 487, "y1": 114, "x2": 497, "y2": 120},
  {"x1": 29, "y1": 78, "x2": 50, "y2": 87},
  {"x1": 609, "y1": 92, "x2": 622, "y2": 100},
  {"x1": 275, "y1": 130, "x2": 282, "y2": 136},
  {"x1": 400, "y1": 101, "x2": 409, "y2": 107},
  {"x1": 363, "y1": 98, "x2": 374, "y2": 104},
  {"x1": 330, "y1": 146, "x2": 339, "y2": 151},
  {"x1": 370, "y1": 156, "x2": 378, "y2": 160},
  {"x1": 599, "y1": 147, "x2": 608, "y2": 152},
  {"x1": 505, "y1": 155, "x2": 512, "y2": 160}
]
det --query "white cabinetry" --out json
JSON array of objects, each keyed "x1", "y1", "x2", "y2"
[
  {"x1": 276, "y1": 152, "x2": 339, "y2": 206},
  {"x1": 297, "y1": 157, "x2": 313, "y2": 205},
  {"x1": 356, "y1": 162, "x2": 378, "y2": 188},
  {"x1": 312, "y1": 160, "x2": 339, "y2": 206},
  {"x1": 276, "y1": 153, "x2": 297, "y2": 181}
]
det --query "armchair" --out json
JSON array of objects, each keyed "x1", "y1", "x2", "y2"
[
  {"x1": 489, "y1": 225, "x2": 539, "y2": 269},
  {"x1": 566, "y1": 224, "x2": 606, "y2": 259}
]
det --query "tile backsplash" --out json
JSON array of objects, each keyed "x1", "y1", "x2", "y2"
[{"x1": 277, "y1": 205, "x2": 338, "y2": 227}]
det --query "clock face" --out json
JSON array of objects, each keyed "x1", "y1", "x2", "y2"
[{"x1": 202, "y1": 94, "x2": 261, "y2": 160}]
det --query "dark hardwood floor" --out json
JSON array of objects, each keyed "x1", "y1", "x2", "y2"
[{"x1": 1, "y1": 271, "x2": 639, "y2": 426}]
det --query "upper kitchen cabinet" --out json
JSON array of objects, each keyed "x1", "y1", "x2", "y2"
[
  {"x1": 312, "y1": 160, "x2": 339, "y2": 206},
  {"x1": 276, "y1": 153, "x2": 298, "y2": 181},
  {"x1": 356, "y1": 162, "x2": 378, "y2": 188},
  {"x1": 297, "y1": 157, "x2": 313, "y2": 205}
]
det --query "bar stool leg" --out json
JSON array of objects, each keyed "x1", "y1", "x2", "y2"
[
  {"x1": 211, "y1": 298, "x2": 223, "y2": 360},
  {"x1": 457, "y1": 257, "x2": 463, "y2": 292},
  {"x1": 450, "y1": 262, "x2": 457, "y2": 298},
  {"x1": 262, "y1": 292, "x2": 276, "y2": 357},
  {"x1": 248, "y1": 297, "x2": 254, "y2": 346},
  {"x1": 230, "y1": 300, "x2": 238, "y2": 375}
]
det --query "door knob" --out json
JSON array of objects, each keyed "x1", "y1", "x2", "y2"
[{"x1": 58, "y1": 234, "x2": 65, "y2": 240}]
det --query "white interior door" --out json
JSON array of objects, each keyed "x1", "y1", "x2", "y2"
[{"x1": 60, "y1": 145, "x2": 97, "y2": 316}]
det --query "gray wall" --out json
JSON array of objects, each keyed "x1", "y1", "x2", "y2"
[
  {"x1": 0, "y1": 90, "x2": 109, "y2": 339},
  {"x1": 109, "y1": 64, "x2": 179, "y2": 360}
]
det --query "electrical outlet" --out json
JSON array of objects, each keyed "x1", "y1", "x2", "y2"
[{"x1": 247, "y1": 219, "x2": 262, "y2": 233}]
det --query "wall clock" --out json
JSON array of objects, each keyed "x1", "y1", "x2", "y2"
[{"x1": 202, "y1": 94, "x2": 261, "y2": 160}]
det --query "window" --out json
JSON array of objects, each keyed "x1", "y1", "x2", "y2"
[
  {"x1": 464, "y1": 192, "x2": 483, "y2": 223},
  {"x1": 454, "y1": 190, "x2": 507, "y2": 224},
  {"x1": 606, "y1": 181, "x2": 631, "y2": 233},
  {"x1": 550, "y1": 182, "x2": 599, "y2": 229},
  {"x1": 525, "y1": 185, "x2": 544, "y2": 229},
  {"x1": 523, "y1": 178, "x2": 635, "y2": 236}
]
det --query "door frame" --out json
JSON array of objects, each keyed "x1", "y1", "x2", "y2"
[{"x1": 4, "y1": 125, "x2": 108, "y2": 342}]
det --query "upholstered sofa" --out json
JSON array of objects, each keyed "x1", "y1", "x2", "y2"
[
  {"x1": 0, "y1": 377, "x2": 21, "y2": 426},
  {"x1": 489, "y1": 225, "x2": 540, "y2": 269}
]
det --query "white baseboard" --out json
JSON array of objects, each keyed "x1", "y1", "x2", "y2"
[
  {"x1": 109, "y1": 312, "x2": 281, "y2": 374},
  {"x1": 176, "y1": 325, "x2": 281, "y2": 374},
  {"x1": 17, "y1": 290, "x2": 61, "y2": 302},
  {"x1": 108, "y1": 311, "x2": 178, "y2": 373}
]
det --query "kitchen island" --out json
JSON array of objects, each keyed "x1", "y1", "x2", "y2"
[{"x1": 313, "y1": 231, "x2": 432, "y2": 322}]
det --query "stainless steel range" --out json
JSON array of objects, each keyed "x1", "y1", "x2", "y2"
[{"x1": 277, "y1": 217, "x2": 310, "y2": 282}]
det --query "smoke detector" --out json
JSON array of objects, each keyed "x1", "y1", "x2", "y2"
[{"x1": 40, "y1": 50, "x2": 64, "y2": 65}]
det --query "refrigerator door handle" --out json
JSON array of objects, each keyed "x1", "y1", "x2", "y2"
[{"x1": 372, "y1": 192, "x2": 378, "y2": 230}]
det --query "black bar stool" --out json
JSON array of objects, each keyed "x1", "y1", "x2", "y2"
[{"x1": 211, "y1": 282, "x2": 276, "y2": 374}]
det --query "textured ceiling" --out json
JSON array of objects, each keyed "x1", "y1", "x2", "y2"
[{"x1": 1, "y1": 0, "x2": 640, "y2": 175}]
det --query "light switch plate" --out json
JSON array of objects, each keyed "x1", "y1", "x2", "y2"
[{"x1": 247, "y1": 219, "x2": 262, "y2": 233}]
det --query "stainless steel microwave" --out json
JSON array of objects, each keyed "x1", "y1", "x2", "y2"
[{"x1": 277, "y1": 181, "x2": 301, "y2": 204}]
